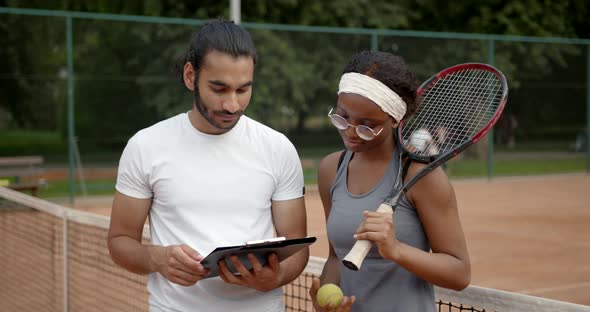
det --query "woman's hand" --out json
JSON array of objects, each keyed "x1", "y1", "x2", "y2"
[
  {"x1": 354, "y1": 210, "x2": 401, "y2": 262},
  {"x1": 309, "y1": 278, "x2": 355, "y2": 312}
]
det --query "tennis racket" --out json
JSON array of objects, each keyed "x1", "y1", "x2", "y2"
[{"x1": 342, "y1": 63, "x2": 509, "y2": 271}]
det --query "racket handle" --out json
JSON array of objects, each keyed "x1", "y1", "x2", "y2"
[{"x1": 342, "y1": 203, "x2": 394, "y2": 271}]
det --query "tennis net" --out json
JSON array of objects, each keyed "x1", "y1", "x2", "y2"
[
  {"x1": 1, "y1": 186, "x2": 589, "y2": 312},
  {"x1": 286, "y1": 256, "x2": 590, "y2": 312}
]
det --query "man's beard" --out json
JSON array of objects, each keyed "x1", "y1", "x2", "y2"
[{"x1": 194, "y1": 89, "x2": 243, "y2": 131}]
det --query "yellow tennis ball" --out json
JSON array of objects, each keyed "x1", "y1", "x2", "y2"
[{"x1": 316, "y1": 283, "x2": 344, "y2": 309}]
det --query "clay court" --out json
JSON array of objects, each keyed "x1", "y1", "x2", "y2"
[
  {"x1": 307, "y1": 174, "x2": 590, "y2": 306},
  {"x1": 68, "y1": 173, "x2": 590, "y2": 306}
]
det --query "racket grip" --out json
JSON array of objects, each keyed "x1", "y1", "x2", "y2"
[{"x1": 342, "y1": 203, "x2": 393, "y2": 271}]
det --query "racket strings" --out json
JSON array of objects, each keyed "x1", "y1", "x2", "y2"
[
  {"x1": 437, "y1": 69, "x2": 501, "y2": 148},
  {"x1": 403, "y1": 68, "x2": 504, "y2": 157},
  {"x1": 422, "y1": 71, "x2": 482, "y2": 143},
  {"x1": 404, "y1": 71, "x2": 473, "y2": 154},
  {"x1": 421, "y1": 69, "x2": 497, "y2": 140}
]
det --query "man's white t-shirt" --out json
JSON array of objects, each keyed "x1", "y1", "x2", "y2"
[{"x1": 116, "y1": 113, "x2": 304, "y2": 312}]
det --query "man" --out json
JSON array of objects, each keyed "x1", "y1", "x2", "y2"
[{"x1": 107, "y1": 20, "x2": 308, "y2": 312}]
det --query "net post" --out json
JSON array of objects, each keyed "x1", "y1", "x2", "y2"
[
  {"x1": 62, "y1": 208, "x2": 69, "y2": 312},
  {"x1": 586, "y1": 44, "x2": 590, "y2": 173},
  {"x1": 230, "y1": 0, "x2": 241, "y2": 25},
  {"x1": 486, "y1": 39, "x2": 495, "y2": 180}
]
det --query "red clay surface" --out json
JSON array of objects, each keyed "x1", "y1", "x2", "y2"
[{"x1": 68, "y1": 174, "x2": 590, "y2": 306}]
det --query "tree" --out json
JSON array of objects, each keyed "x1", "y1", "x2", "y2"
[
  {"x1": 1, "y1": 0, "x2": 587, "y2": 148},
  {"x1": 0, "y1": 10, "x2": 65, "y2": 130}
]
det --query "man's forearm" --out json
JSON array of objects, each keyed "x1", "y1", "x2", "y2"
[
  {"x1": 278, "y1": 247, "x2": 309, "y2": 286},
  {"x1": 108, "y1": 236, "x2": 163, "y2": 275}
]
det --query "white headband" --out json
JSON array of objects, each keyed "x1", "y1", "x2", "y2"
[{"x1": 338, "y1": 72, "x2": 407, "y2": 122}]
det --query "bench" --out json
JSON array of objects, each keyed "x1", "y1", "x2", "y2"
[{"x1": 0, "y1": 156, "x2": 44, "y2": 196}]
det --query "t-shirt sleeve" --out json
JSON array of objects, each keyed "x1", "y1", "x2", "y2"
[
  {"x1": 272, "y1": 135, "x2": 304, "y2": 201},
  {"x1": 115, "y1": 135, "x2": 153, "y2": 199}
]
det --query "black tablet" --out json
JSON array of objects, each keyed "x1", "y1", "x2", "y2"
[{"x1": 200, "y1": 236, "x2": 316, "y2": 278}]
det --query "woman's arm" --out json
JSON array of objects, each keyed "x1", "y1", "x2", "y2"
[
  {"x1": 316, "y1": 151, "x2": 344, "y2": 285},
  {"x1": 354, "y1": 163, "x2": 471, "y2": 290},
  {"x1": 309, "y1": 152, "x2": 355, "y2": 311},
  {"x1": 400, "y1": 164, "x2": 470, "y2": 290}
]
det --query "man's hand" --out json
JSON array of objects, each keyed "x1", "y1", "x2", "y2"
[
  {"x1": 217, "y1": 253, "x2": 282, "y2": 292},
  {"x1": 152, "y1": 244, "x2": 209, "y2": 286}
]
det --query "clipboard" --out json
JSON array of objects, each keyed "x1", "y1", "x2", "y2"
[{"x1": 200, "y1": 236, "x2": 316, "y2": 279}]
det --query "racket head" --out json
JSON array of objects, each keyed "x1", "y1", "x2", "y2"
[{"x1": 398, "y1": 63, "x2": 508, "y2": 163}]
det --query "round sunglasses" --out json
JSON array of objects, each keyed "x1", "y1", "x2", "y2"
[{"x1": 328, "y1": 107, "x2": 392, "y2": 141}]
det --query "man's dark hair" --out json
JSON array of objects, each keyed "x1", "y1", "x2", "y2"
[
  {"x1": 177, "y1": 19, "x2": 257, "y2": 83},
  {"x1": 343, "y1": 51, "x2": 419, "y2": 120}
]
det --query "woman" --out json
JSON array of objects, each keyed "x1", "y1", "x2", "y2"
[{"x1": 309, "y1": 51, "x2": 471, "y2": 312}]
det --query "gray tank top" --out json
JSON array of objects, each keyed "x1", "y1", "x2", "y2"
[{"x1": 327, "y1": 149, "x2": 435, "y2": 312}]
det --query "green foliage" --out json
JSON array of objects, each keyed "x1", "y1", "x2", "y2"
[
  {"x1": 244, "y1": 0, "x2": 416, "y2": 29},
  {"x1": 248, "y1": 30, "x2": 371, "y2": 131},
  {"x1": 72, "y1": 20, "x2": 190, "y2": 150},
  {"x1": 0, "y1": 14, "x2": 66, "y2": 131},
  {"x1": 0, "y1": 0, "x2": 588, "y2": 152},
  {"x1": 0, "y1": 130, "x2": 66, "y2": 156},
  {"x1": 39, "y1": 179, "x2": 116, "y2": 198}
]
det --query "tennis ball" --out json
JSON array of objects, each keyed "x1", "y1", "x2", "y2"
[{"x1": 316, "y1": 283, "x2": 344, "y2": 309}]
